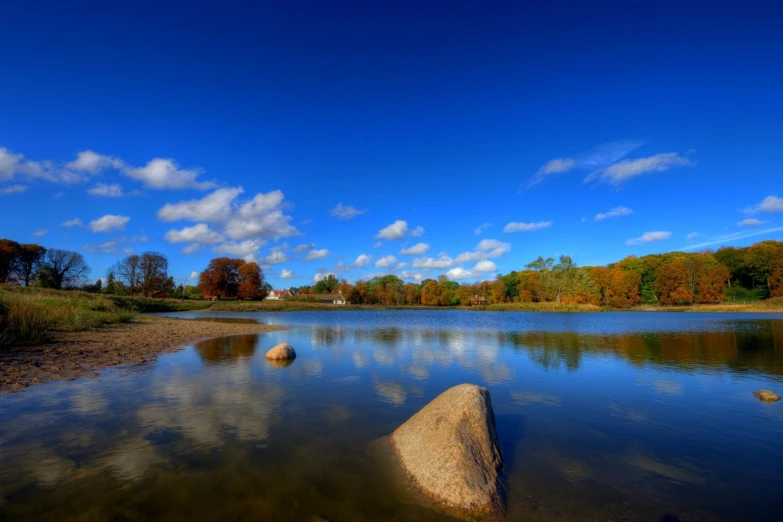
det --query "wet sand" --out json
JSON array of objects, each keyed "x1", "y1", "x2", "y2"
[{"x1": 0, "y1": 317, "x2": 285, "y2": 394}]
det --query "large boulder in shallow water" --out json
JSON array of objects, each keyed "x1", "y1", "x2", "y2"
[
  {"x1": 265, "y1": 343, "x2": 296, "y2": 360},
  {"x1": 390, "y1": 383, "x2": 503, "y2": 519}
]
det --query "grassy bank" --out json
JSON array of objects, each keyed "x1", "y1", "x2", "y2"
[
  {"x1": 0, "y1": 286, "x2": 215, "y2": 347},
  {"x1": 0, "y1": 287, "x2": 135, "y2": 346},
  {"x1": 462, "y1": 302, "x2": 602, "y2": 312},
  {"x1": 110, "y1": 296, "x2": 212, "y2": 313},
  {"x1": 636, "y1": 298, "x2": 783, "y2": 313}
]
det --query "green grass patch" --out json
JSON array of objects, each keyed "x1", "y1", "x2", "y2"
[
  {"x1": 109, "y1": 296, "x2": 213, "y2": 313},
  {"x1": 0, "y1": 286, "x2": 141, "y2": 347}
]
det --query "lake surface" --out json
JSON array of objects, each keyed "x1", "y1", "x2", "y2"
[{"x1": 2, "y1": 311, "x2": 783, "y2": 521}]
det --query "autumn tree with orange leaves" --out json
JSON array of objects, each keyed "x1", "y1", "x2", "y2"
[
  {"x1": 589, "y1": 266, "x2": 642, "y2": 308},
  {"x1": 199, "y1": 257, "x2": 267, "y2": 300}
]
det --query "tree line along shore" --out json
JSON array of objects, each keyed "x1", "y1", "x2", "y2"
[{"x1": 2, "y1": 237, "x2": 783, "y2": 347}]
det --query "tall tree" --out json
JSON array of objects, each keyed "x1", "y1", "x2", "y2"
[
  {"x1": 745, "y1": 241, "x2": 782, "y2": 293},
  {"x1": 237, "y1": 262, "x2": 266, "y2": 300},
  {"x1": 14, "y1": 244, "x2": 46, "y2": 286},
  {"x1": 139, "y1": 252, "x2": 169, "y2": 297},
  {"x1": 314, "y1": 274, "x2": 339, "y2": 294},
  {"x1": 103, "y1": 270, "x2": 124, "y2": 295},
  {"x1": 198, "y1": 257, "x2": 245, "y2": 298},
  {"x1": 115, "y1": 254, "x2": 142, "y2": 296},
  {"x1": 654, "y1": 258, "x2": 693, "y2": 305},
  {"x1": 37, "y1": 249, "x2": 89, "y2": 289},
  {"x1": 0, "y1": 239, "x2": 20, "y2": 283},
  {"x1": 526, "y1": 255, "x2": 581, "y2": 304}
]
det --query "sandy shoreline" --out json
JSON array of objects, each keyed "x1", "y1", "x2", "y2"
[{"x1": 0, "y1": 317, "x2": 286, "y2": 394}]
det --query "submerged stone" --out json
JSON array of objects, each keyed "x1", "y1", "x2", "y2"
[
  {"x1": 390, "y1": 383, "x2": 504, "y2": 520},
  {"x1": 265, "y1": 343, "x2": 296, "y2": 360},
  {"x1": 754, "y1": 389, "x2": 781, "y2": 403}
]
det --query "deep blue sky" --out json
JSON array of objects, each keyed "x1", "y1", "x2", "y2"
[{"x1": 1, "y1": 1, "x2": 782, "y2": 286}]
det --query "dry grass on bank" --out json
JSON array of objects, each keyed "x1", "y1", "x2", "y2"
[
  {"x1": 636, "y1": 298, "x2": 783, "y2": 313},
  {"x1": 0, "y1": 287, "x2": 135, "y2": 347},
  {"x1": 0, "y1": 286, "x2": 217, "y2": 347},
  {"x1": 462, "y1": 302, "x2": 602, "y2": 312}
]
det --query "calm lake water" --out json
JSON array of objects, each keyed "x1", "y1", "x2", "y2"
[{"x1": 2, "y1": 311, "x2": 783, "y2": 521}]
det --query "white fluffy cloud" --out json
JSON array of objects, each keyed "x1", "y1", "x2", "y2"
[
  {"x1": 737, "y1": 218, "x2": 767, "y2": 227},
  {"x1": 400, "y1": 243, "x2": 429, "y2": 255},
  {"x1": 158, "y1": 187, "x2": 298, "y2": 254},
  {"x1": 585, "y1": 153, "x2": 693, "y2": 185},
  {"x1": 329, "y1": 203, "x2": 367, "y2": 219},
  {"x1": 473, "y1": 260, "x2": 498, "y2": 273},
  {"x1": 280, "y1": 269, "x2": 296, "y2": 279},
  {"x1": 67, "y1": 150, "x2": 123, "y2": 174},
  {"x1": 164, "y1": 223, "x2": 224, "y2": 244},
  {"x1": 123, "y1": 158, "x2": 214, "y2": 190},
  {"x1": 594, "y1": 206, "x2": 633, "y2": 221},
  {"x1": 744, "y1": 195, "x2": 783, "y2": 214},
  {"x1": 33, "y1": 229, "x2": 49, "y2": 237},
  {"x1": 89, "y1": 214, "x2": 130, "y2": 233},
  {"x1": 446, "y1": 260, "x2": 498, "y2": 281},
  {"x1": 313, "y1": 272, "x2": 335, "y2": 283},
  {"x1": 374, "y1": 255, "x2": 398, "y2": 268},
  {"x1": 455, "y1": 239, "x2": 511, "y2": 263},
  {"x1": 304, "y1": 248, "x2": 329, "y2": 261},
  {"x1": 399, "y1": 271, "x2": 425, "y2": 282},
  {"x1": 354, "y1": 254, "x2": 372, "y2": 267},
  {"x1": 504, "y1": 221, "x2": 552, "y2": 233},
  {"x1": 293, "y1": 244, "x2": 314, "y2": 253},
  {"x1": 0, "y1": 184, "x2": 28, "y2": 195},
  {"x1": 214, "y1": 239, "x2": 266, "y2": 259},
  {"x1": 0, "y1": 148, "x2": 23, "y2": 181},
  {"x1": 0, "y1": 146, "x2": 85, "y2": 184},
  {"x1": 88, "y1": 183, "x2": 124, "y2": 197},
  {"x1": 260, "y1": 251, "x2": 289, "y2": 264},
  {"x1": 189, "y1": 271, "x2": 199, "y2": 280},
  {"x1": 413, "y1": 254, "x2": 454, "y2": 269},
  {"x1": 374, "y1": 220, "x2": 424, "y2": 241},
  {"x1": 61, "y1": 218, "x2": 84, "y2": 227},
  {"x1": 158, "y1": 187, "x2": 242, "y2": 223},
  {"x1": 625, "y1": 231, "x2": 671, "y2": 246}
]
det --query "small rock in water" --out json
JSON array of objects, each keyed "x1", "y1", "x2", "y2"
[
  {"x1": 265, "y1": 342, "x2": 296, "y2": 360},
  {"x1": 754, "y1": 389, "x2": 781, "y2": 403},
  {"x1": 390, "y1": 383, "x2": 504, "y2": 520}
]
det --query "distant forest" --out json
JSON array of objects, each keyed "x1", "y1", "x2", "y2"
[
  {"x1": 297, "y1": 240, "x2": 783, "y2": 308},
  {"x1": 2, "y1": 237, "x2": 782, "y2": 309}
]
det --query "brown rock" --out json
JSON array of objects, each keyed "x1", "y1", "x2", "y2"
[
  {"x1": 754, "y1": 389, "x2": 781, "y2": 402},
  {"x1": 390, "y1": 383, "x2": 503, "y2": 519},
  {"x1": 265, "y1": 343, "x2": 296, "y2": 360}
]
